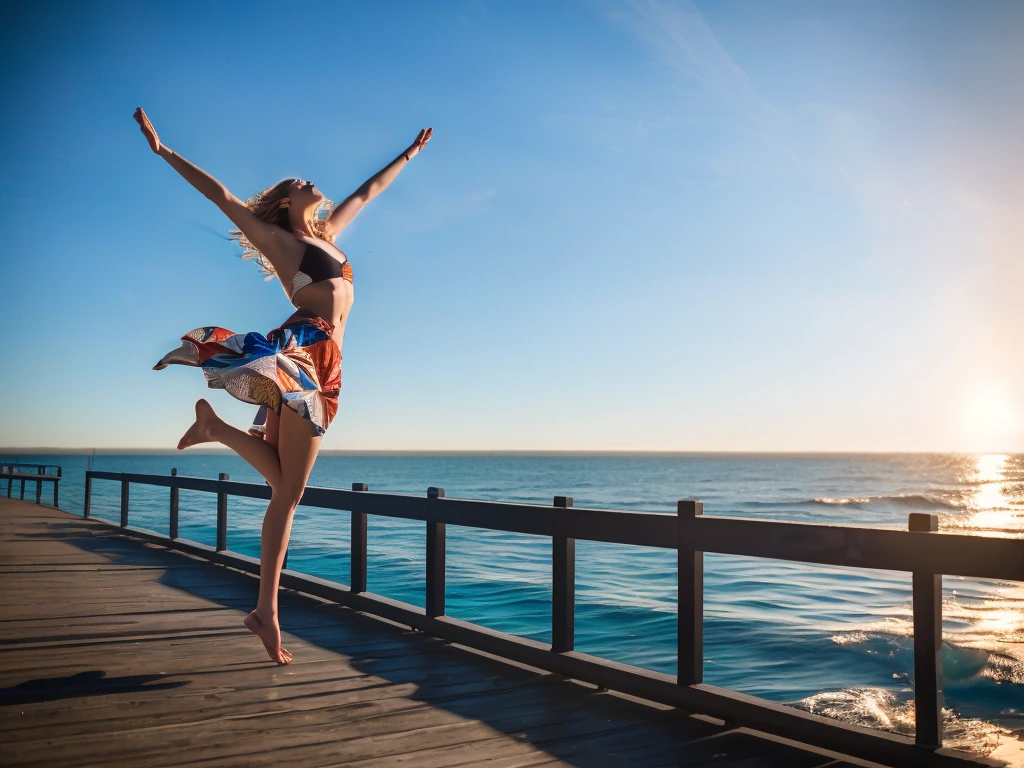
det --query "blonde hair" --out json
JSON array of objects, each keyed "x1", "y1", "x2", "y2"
[{"x1": 230, "y1": 179, "x2": 334, "y2": 279}]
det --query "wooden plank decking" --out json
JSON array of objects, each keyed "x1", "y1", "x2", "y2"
[{"x1": 1, "y1": 497, "x2": 896, "y2": 767}]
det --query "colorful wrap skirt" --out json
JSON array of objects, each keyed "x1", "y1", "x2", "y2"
[{"x1": 154, "y1": 309, "x2": 341, "y2": 437}]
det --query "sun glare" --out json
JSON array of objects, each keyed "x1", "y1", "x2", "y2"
[
  {"x1": 961, "y1": 384, "x2": 1022, "y2": 451},
  {"x1": 974, "y1": 453, "x2": 1008, "y2": 484},
  {"x1": 953, "y1": 454, "x2": 1024, "y2": 537}
]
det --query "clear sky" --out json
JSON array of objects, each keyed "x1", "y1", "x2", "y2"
[{"x1": 2, "y1": 1, "x2": 1022, "y2": 452}]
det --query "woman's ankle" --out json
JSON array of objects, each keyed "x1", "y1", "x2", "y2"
[{"x1": 207, "y1": 416, "x2": 226, "y2": 441}]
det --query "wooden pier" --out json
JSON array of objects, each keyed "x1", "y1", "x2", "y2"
[
  {"x1": 3, "y1": 472, "x2": 1016, "y2": 766},
  {"x1": 1, "y1": 463, "x2": 62, "y2": 508},
  {"x1": 0, "y1": 497, "x2": 884, "y2": 768}
]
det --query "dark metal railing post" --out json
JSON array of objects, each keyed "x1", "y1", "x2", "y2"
[
  {"x1": 54, "y1": 466, "x2": 61, "y2": 508},
  {"x1": 20, "y1": 476, "x2": 25, "y2": 500},
  {"x1": 678, "y1": 499, "x2": 704, "y2": 686},
  {"x1": 910, "y1": 512, "x2": 943, "y2": 748},
  {"x1": 36, "y1": 465, "x2": 43, "y2": 504},
  {"x1": 552, "y1": 495, "x2": 575, "y2": 653},
  {"x1": 120, "y1": 478, "x2": 129, "y2": 527},
  {"x1": 169, "y1": 468, "x2": 179, "y2": 539},
  {"x1": 83, "y1": 472, "x2": 92, "y2": 518},
  {"x1": 351, "y1": 483, "x2": 368, "y2": 593},
  {"x1": 426, "y1": 487, "x2": 446, "y2": 618},
  {"x1": 6, "y1": 465, "x2": 12, "y2": 498},
  {"x1": 216, "y1": 472, "x2": 229, "y2": 552}
]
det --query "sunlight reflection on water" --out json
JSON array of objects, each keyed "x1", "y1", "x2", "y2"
[{"x1": 946, "y1": 454, "x2": 1024, "y2": 536}]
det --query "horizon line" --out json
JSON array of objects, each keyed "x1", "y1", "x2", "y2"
[{"x1": 1, "y1": 447, "x2": 1019, "y2": 457}]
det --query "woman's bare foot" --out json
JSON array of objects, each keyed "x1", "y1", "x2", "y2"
[
  {"x1": 177, "y1": 399, "x2": 220, "y2": 450},
  {"x1": 243, "y1": 609, "x2": 293, "y2": 664}
]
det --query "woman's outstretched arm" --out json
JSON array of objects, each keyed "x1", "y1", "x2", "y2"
[
  {"x1": 323, "y1": 127, "x2": 432, "y2": 241},
  {"x1": 134, "y1": 107, "x2": 283, "y2": 256}
]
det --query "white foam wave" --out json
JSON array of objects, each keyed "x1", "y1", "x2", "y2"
[
  {"x1": 811, "y1": 493, "x2": 966, "y2": 510},
  {"x1": 793, "y1": 688, "x2": 1016, "y2": 756}
]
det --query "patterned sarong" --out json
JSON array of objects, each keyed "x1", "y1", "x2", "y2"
[{"x1": 154, "y1": 310, "x2": 341, "y2": 436}]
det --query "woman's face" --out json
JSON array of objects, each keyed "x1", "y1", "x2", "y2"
[{"x1": 290, "y1": 179, "x2": 324, "y2": 209}]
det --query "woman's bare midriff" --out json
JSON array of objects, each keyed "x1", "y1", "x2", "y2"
[{"x1": 290, "y1": 279, "x2": 353, "y2": 353}]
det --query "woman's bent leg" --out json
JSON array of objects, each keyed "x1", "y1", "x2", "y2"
[
  {"x1": 243, "y1": 405, "x2": 321, "y2": 664},
  {"x1": 178, "y1": 399, "x2": 282, "y2": 488}
]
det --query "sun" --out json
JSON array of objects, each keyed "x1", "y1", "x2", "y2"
[{"x1": 961, "y1": 383, "x2": 1023, "y2": 452}]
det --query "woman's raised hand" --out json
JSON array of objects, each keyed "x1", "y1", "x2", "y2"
[
  {"x1": 133, "y1": 107, "x2": 162, "y2": 154},
  {"x1": 406, "y1": 127, "x2": 433, "y2": 160}
]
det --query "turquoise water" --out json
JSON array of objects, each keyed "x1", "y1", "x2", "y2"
[{"x1": 5, "y1": 451, "x2": 1022, "y2": 754}]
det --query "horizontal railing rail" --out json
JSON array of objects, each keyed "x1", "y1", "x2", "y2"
[
  {"x1": 80, "y1": 468, "x2": 1020, "y2": 768},
  {"x1": 2, "y1": 463, "x2": 61, "y2": 506}
]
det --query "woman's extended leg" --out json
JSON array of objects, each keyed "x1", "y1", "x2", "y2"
[
  {"x1": 243, "y1": 404, "x2": 321, "y2": 664},
  {"x1": 178, "y1": 399, "x2": 282, "y2": 488}
]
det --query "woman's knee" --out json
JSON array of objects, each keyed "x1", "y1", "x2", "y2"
[{"x1": 271, "y1": 484, "x2": 305, "y2": 509}]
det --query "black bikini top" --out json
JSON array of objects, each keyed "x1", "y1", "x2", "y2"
[{"x1": 290, "y1": 241, "x2": 353, "y2": 298}]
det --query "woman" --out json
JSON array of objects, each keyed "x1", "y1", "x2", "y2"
[{"x1": 136, "y1": 107, "x2": 431, "y2": 664}]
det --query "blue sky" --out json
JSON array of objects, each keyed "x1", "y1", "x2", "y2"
[{"x1": 2, "y1": 0, "x2": 1022, "y2": 451}]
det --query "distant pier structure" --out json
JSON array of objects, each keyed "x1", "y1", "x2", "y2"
[{"x1": 1, "y1": 462, "x2": 61, "y2": 507}]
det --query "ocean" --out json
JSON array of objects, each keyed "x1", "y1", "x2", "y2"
[{"x1": 5, "y1": 451, "x2": 1022, "y2": 756}]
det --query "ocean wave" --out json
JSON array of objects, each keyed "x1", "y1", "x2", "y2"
[
  {"x1": 1003, "y1": 483, "x2": 1024, "y2": 502},
  {"x1": 793, "y1": 688, "x2": 1015, "y2": 755},
  {"x1": 811, "y1": 493, "x2": 965, "y2": 510},
  {"x1": 814, "y1": 497, "x2": 872, "y2": 505},
  {"x1": 741, "y1": 493, "x2": 968, "y2": 512},
  {"x1": 830, "y1": 629, "x2": 1024, "y2": 685}
]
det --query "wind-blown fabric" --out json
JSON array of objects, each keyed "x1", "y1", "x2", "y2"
[{"x1": 154, "y1": 312, "x2": 341, "y2": 436}]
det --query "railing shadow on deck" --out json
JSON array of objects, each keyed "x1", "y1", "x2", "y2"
[
  {"x1": 78, "y1": 469, "x2": 1023, "y2": 768},
  {"x1": 39, "y1": 519, "x2": 808, "y2": 768}
]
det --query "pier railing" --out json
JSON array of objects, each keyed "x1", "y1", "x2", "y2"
[
  {"x1": 82, "y1": 469, "x2": 1021, "y2": 768},
  {"x1": 2, "y1": 463, "x2": 62, "y2": 506}
]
